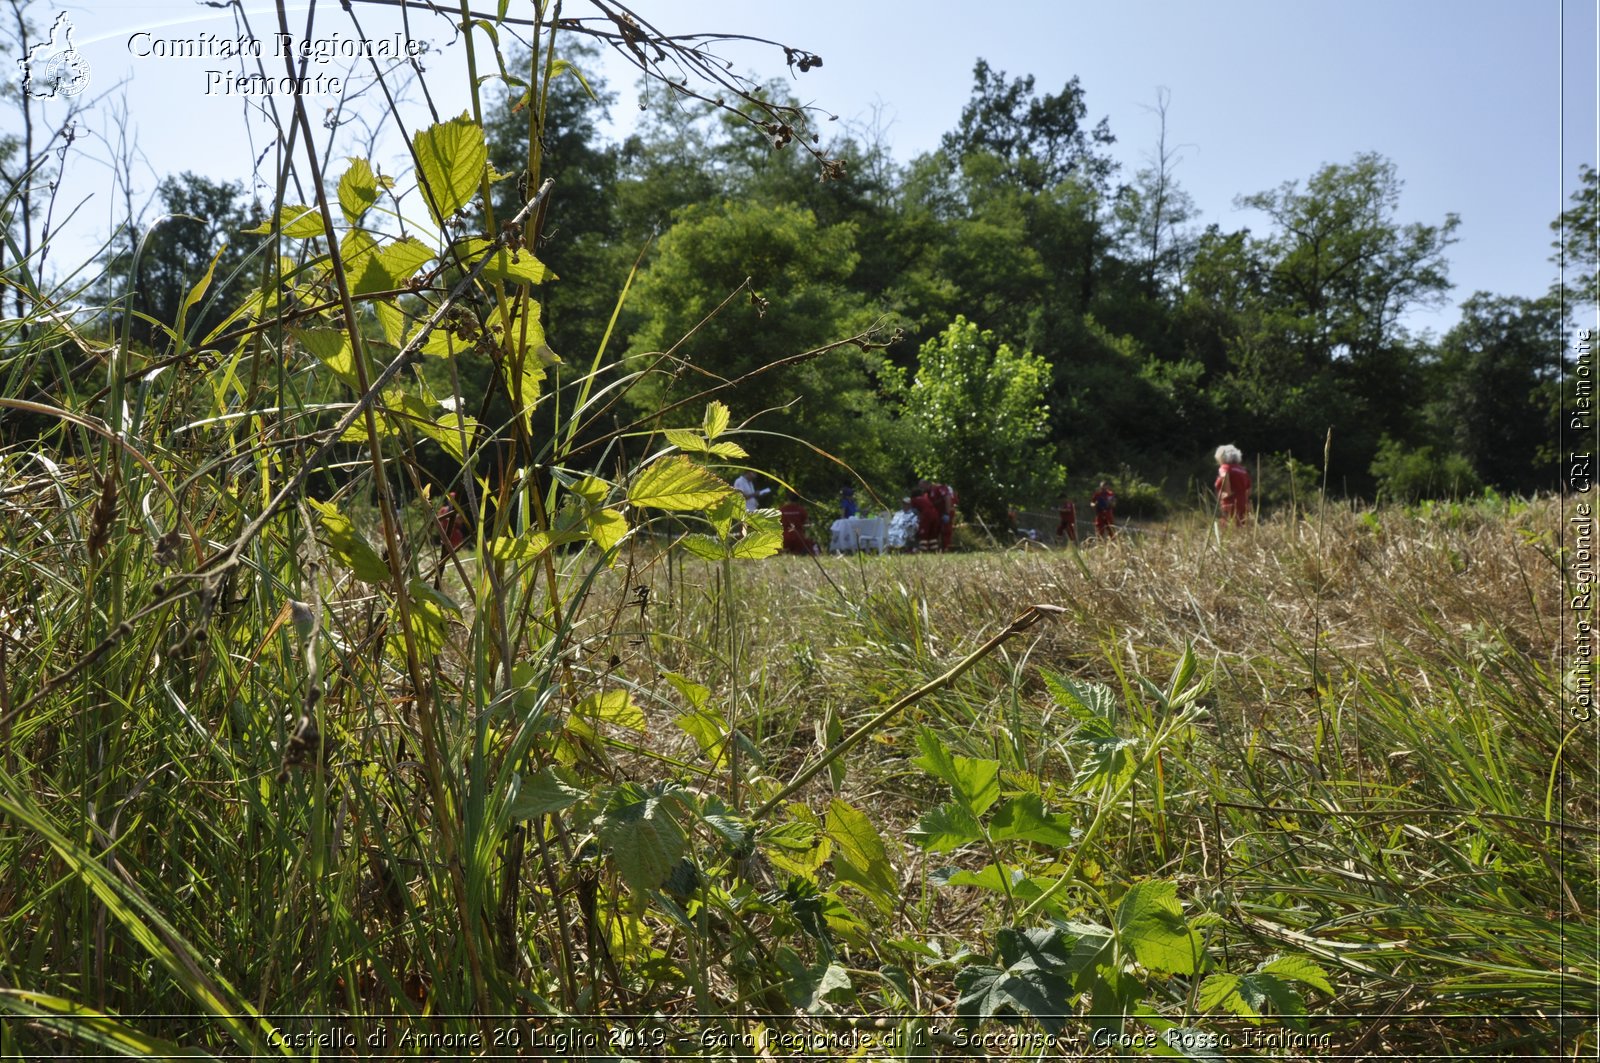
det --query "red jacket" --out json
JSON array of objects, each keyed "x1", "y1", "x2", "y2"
[{"x1": 1216, "y1": 464, "x2": 1251, "y2": 521}]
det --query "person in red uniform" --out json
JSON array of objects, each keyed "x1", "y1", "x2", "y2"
[
  {"x1": 1055, "y1": 495, "x2": 1077, "y2": 545},
  {"x1": 778, "y1": 493, "x2": 818, "y2": 555},
  {"x1": 911, "y1": 488, "x2": 942, "y2": 552},
  {"x1": 1091, "y1": 481, "x2": 1116, "y2": 539},
  {"x1": 1214, "y1": 444, "x2": 1252, "y2": 526},
  {"x1": 436, "y1": 491, "x2": 467, "y2": 552},
  {"x1": 921, "y1": 480, "x2": 957, "y2": 552}
]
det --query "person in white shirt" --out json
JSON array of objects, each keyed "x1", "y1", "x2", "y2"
[{"x1": 733, "y1": 471, "x2": 769, "y2": 512}]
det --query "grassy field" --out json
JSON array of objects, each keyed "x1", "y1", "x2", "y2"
[{"x1": 1, "y1": 460, "x2": 1594, "y2": 1057}]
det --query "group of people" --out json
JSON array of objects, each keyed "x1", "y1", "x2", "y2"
[
  {"x1": 885, "y1": 480, "x2": 958, "y2": 553},
  {"x1": 1052, "y1": 481, "x2": 1120, "y2": 544},
  {"x1": 724, "y1": 445, "x2": 1250, "y2": 561}
]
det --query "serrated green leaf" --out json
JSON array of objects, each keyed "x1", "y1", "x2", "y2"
[
  {"x1": 412, "y1": 114, "x2": 487, "y2": 226},
  {"x1": 908, "y1": 801, "x2": 983, "y2": 853},
  {"x1": 456, "y1": 235, "x2": 553, "y2": 285},
  {"x1": 1116, "y1": 880, "x2": 1203, "y2": 975},
  {"x1": 576, "y1": 690, "x2": 645, "y2": 731},
  {"x1": 352, "y1": 236, "x2": 434, "y2": 296},
  {"x1": 678, "y1": 533, "x2": 726, "y2": 560},
  {"x1": 1196, "y1": 973, "x2": 1243, "y2": 1013},
  {"x1": 1072, "y1": 736, "x2": 1137, "y2": 794},
  {"x1": 375, "y1": 300, "x2": 405, "y2": 346},
  {"x1": 596, "y1": 788, "x2": 687, "y2": 895},
  {"x1": 307, "y1": 499, "x2": 389, "y2": 583},
  {"x1": 293, "y1": 327, "x2": 360, "y2": 389},
  {"x1": 507, "y1": 768, "x2": 584, "y2": 819},
  {"x1": 989, "y1": 794, "x2": 1077, "y2": 848},
  {"x1": 422, "y1": 412, "x2": 478, "y2": 462},
  {"x1": 731, "y1": 526, "x2": 782, "y2": 559},
  {"x1": 762, "y1": 808, "x2": 830, "y2": 880},
  {"x1": 705, "y1": 440, "x2": 748, "y2": 458},
  {"x1": 629, "y1": 456, "x2": 733, "y2": 512},
  {"x1": 826, "y1": 799, "x2": 897, "y2": 915},
  {"x1": 244, "y1": 203, "x2": 325, "y2": 239},
  {"x1": 954, "y1": 927, "x2": 1077, "y2": 1034},
  {"x1": 1041, "y1": 668, "x2": 1118, "y2": 725},
  {"x1": 662, "y1": 428, "x2": 709, "y2": 453},
  {"x1": 404, "y1": 579, "x2": 458, "y2": 656},
  {"x1": 702, "y1": 400, "x2": 731, "y2": 439},
  {"x1": 932, "y1": 864, "x2": 1043, "y2": 897},
  {"x1": 1258, "y1": 953, "x2": 1334, "y2": 995},
  {"x1": 337, "y1": 157, "x2": 379, "y2": 226},
  {"x1": 588, "y1": 508, "x2": 627, "y2": 553},
  {"x1": 912, "y1": 728, "x2": 1000, "y2": 818}
]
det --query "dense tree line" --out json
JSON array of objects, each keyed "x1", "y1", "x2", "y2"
[{"x1": 77, "y1": 46, "x2": 1589, "y2": 519}]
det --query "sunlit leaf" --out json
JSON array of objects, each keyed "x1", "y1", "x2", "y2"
[
  {"x1": 243, "y1": 203, "x2": 325, "y2": 239},
  {"x1": 307, "y1": 498, "x2": 389, "y2": 583},
  {"x1": 337, "y1": 157, "x2": 379, "y2": 226},
  {"x1": 1116, "y1": 880, "x2": 1203, "y2": 975},
  {"x1": 826, "y1": 798, "x2": 897, "y2": 915},
  {"x1": 575, "y1": 689, "x2": 646, "y2": 731},
  {"x1": 412, "y1": 114, "x2": 487, "y2": 226},
  {"x1": 628, "y1": 456, "x2": 733, "y2": 512},
  {"x1": 507, "y1": 768, "x2": 584, "y2": 820}
]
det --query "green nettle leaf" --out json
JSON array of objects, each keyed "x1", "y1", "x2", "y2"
[
  {"x1": 909, "y1": 801, "x2": 984, "y2": 853},
  {"x1": 306, "y1": 499, "x2": 389, "y2": 583},
  {"x1": 487, "y1": 530, "x2": 553, "y2": 564},
  {"x1": 989, "y1": 794, "x2": 1078, "y2": 849},
  {"x1": 912, "y1": 729, "x2": 1001, "y2": 818},
  {"x1": 825, "y1": 799, "x2": 898, "y2": 915},
  {"x1": 1041, "y1": 669, "x2": 1119, "y2": 736},
  {"x1": 1072, "y1": 736, "x2": 1138, "y2": 794},
  {"x1": 422, "y1": 412, "x2": 479, "y2": 462},
  {"x1": 1198, "y1": 972, "x2": 1296, "y2": 1024},
  {"x1": 628, "y1": 456, "x2": 734, "y2": 512},
  {"x1": 244, "y1": 203, "x2": 325, "y2": 239},
  {"x1": 411, "y1": 114, "x2": 487, "y2": 227},
  {"x1": 1116, "y1": 880, "x2": 1204, "y2": 976},
  {"x1": 702, "y1": 400, "x2": 731, "y2": 439},
  {"x1": 337, "y1": 157, "x2": 380, "y2": 226},
  {"x1": 954, "y1": 927, "x2": 1082, "y2": 1034},
  {"x1": 931, "y1": 865, "x2": 1044, "y2": 900},
  {"x1": 575, "y1": 690, "x2": 646, "y2": 732},
  {"x1": 762, "y1": 806, "x2": 831, "y2": 880},
  {"x1": 375, "y1": 300, "x2": 405, "y2": 347},
  {"x1": 506, "y1": 768, "x2": 584, "y2": 820},
  {"x1": 596, "y1": 787, "x2": 689, "y2": 895},
  {"x1": 775, "y1": 950, "x2": 854, "y2": 1012},
  {"x1": 661, "y1": 671, "x2": 712, "y2": 712}
]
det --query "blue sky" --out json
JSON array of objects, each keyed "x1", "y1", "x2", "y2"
[{"x1": 13, "y1": 1, "x2": 1598, "y2": 336}]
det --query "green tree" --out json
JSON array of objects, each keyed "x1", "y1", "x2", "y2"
[
  {"x1": 940, "y1": 59, "x2": 1117, "y2": 195},
  {"x1": 1551, "y1": 162, "x2": 1598, "y2": 306},
  {"x1": 1235, "y1": 152, "x2": 1458, "y2": 369},
  {"x1": 1432, "y1": 292, "x2": 1564, "y2": 493},
  {"x1": 97, "y1": 172, "x2": 260, "y2": 348},
  {"x1": 624, "y1": 199, "x2": 897, "y2": 491},
  {"x1": 894, "y1": 316, "x2": 1060, "y2": 525}
]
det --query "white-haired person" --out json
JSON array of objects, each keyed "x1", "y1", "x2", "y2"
[{"x1": 1214, "y1": 445, "x2": 1252, "y2": 526}]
